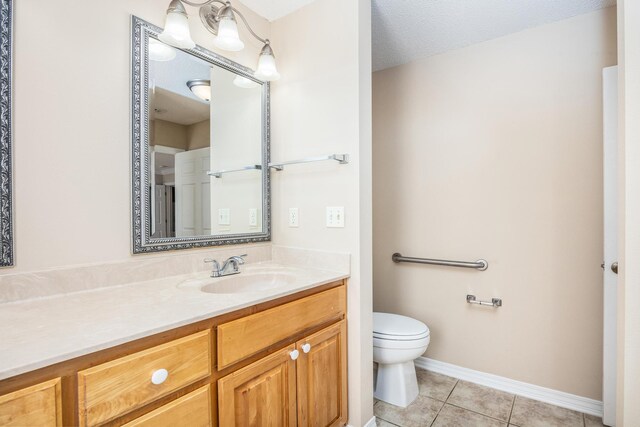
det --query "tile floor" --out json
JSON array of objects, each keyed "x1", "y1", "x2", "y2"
[{"x1": 374, "y1": 369, "x2": 606, "y2": 427}]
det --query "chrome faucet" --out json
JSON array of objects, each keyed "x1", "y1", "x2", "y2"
[{"x1": 204, "y1": 254, "x2": 247, "y2": 278}]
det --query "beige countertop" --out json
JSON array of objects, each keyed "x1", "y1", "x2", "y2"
[{"x1": 0, "y1": 261, "x2": 348, "y2": 381}]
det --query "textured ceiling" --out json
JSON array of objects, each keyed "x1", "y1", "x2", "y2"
[
  {"x1": 239, "y1": 0, "x2": 316, "y2": 21},
  {"x1": 372, "y1": 0, "x2": 616, "y2": 71}
]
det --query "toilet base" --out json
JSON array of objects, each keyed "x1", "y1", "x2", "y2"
[{"x1": 374, "y1": 360, "x2": 419, "y2": 407}]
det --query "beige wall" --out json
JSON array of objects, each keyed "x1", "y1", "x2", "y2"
[
  {"x1": 270, "y1": 0, "x2": 373, "y2": 424},
  {"x1": 616, "y1": 1, "x2": 640, "y2": 425},
  {"x1": 373, "y1": 7, "x2": 616, "y2": 400},
  {"x1": 10, "y1": 0, "x2": 268, "y2": 274},
  {"x1": 187, "y1": 120, "x2": 210, "y2": 150},
  {"x1": 152, "y1": 119, "x2": 188, "y2": 150}
]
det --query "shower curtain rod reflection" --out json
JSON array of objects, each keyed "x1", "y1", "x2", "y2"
[{"x1": 392, "y1": 253, "x2": 488, "y2": 271}]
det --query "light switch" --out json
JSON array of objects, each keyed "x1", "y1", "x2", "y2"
[
  {"x1": 326, "y1": 206, "x2": 345, "y2": 228},
  {"x1": 249, "y1": 208, "x2": 258, "y2": 226},
  {"x1": 289, "y1": 208, "x2": 299, "y2": 227},
  {"x1": 218, "y1": 208, "x2": 230, "y2": 225}
]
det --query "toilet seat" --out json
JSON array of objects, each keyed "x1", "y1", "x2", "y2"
[{"x1": 373, "y1": 312, "x2": 429, "y2": 338}]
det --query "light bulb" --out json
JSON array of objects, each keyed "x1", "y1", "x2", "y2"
[
  {"x1": 158, "y1": 0, "x2": 196, "y2": 49},
  {"x1": 213, "y1": 18, "x2": 244, "y2": 51}
]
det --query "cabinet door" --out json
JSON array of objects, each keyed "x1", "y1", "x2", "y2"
[
  {"x1": 296, "y1": 321, "x2": 347, "y2": 427},
  {"x1": 218, "y1": 345, "x2": 297, "y2": 427},
  {"x1": 0, "y1": 378, "x2": 62, "y2": 427}
]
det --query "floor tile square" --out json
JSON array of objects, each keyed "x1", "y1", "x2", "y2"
[
  {"x1": 584, "y1": 413, "x2": 605, "y2": 427},
  {"x1": 447, "y1": 381, "x2": 515, "y2": 421},
  {"x1": 433, "y1": 404, "x2": 508, "y2": 427},
  {"x1": 375, "y1": 395, "x2": 444, "y2": 427},
  {"x1": 509, "y1": 396, "x2": 583, "y2": 427},
  {"x1": 376, "y1": 418, "x2": 401, "y2": 427},
  {"x1": 417, "y1": 369, "x2": 458, "y2": 401}
]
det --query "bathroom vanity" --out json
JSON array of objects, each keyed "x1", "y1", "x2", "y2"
[{"x1": 0, "y1": 264, "x2": 348, "y2": 427}]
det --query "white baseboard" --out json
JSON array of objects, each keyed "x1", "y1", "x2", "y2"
[
  {"x1": 414, "y1": 357, "x2": 603, "y2": 417},
  {"x1": 347, "y1": 415, "x2": 377, "y2": 427}
]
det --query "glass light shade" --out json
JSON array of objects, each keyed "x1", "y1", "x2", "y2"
[
  {"x1": 255, "y1": 53, "x2": 280, "y2": 81},
  {"x1": 188, "y1": 82, "x2": 211, "y2": 102},
  {"x1": 149, "y1": 38, "x2": 177, "y2": 61},
  {"x1": 233, "y1": 75, "x2": 260, "y2": 89},
  {"x1": 213, "y1": 18, "x2": 244, "y2": 52},
  {"x1": 159, "y1": 11, "x2": 195, "y2": 49}
]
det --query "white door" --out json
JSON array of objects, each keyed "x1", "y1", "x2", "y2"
[
  {"x1": 602, "y1": 65, "x2": 618, "y2": 427},
  {"x1": 153, "y1": 185, "x2": 167, "y2": 238},
  {"x1": 174, "y1": 147, "x2": 211, "y2": 237}
]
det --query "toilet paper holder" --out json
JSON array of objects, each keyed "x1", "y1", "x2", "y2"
[{"x1": 466, "y1": 294, "x2": 502, "y2": 308}]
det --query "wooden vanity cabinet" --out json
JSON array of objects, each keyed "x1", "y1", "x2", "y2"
[{"x1": 0, "y1": 280, "x2": 347, "y2": 427}]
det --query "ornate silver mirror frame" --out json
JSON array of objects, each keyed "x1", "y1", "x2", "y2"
[
  {"x1": 131, "y1": 16, "x2": 270, "y2": 254},
  {"x1": 0, "y1": 0, "x2": 13, "y2": 266}
]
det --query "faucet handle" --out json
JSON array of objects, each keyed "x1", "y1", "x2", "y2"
[{"x1": 233, "y1": 254, "x2": 248, "y2": 264}]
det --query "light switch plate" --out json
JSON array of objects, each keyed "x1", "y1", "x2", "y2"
[
  {"x1": 289, "y1": 208, "x2": 299, "y2": 227},
  {"x1": 218, "y1": 208, "x2": 230, "y2": 225},
  {"x1": 326, "y1": 206, "x2": 345, "y2": 228},
  {"x1": 249, "y1": 208, "x2": 258, "y2": 227}
]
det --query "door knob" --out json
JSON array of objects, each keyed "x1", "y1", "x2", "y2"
[
  {"x1": 611, "y1": 262, "x2": 618, "y2": 274},
  {"x1": 301, "y1": 343, "x2": 311, "y2": 354},
  {"x1": 289, "y1": 349, "x2": 300, "y2": 360}
]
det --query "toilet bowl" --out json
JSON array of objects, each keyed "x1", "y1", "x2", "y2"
[{"x1": 373, "y1": 312, "x2": 430, "y2": 407}]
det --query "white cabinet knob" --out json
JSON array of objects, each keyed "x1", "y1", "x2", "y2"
[
  {"x1": 301, "y1": 343, "x2": 311, "y2": 354},
  {"x1": 151, "y1": 368, "x2": 169, "y2": 385},
  {"x1": 289, "y1": 350, "x2": 300, "y2": 361}
]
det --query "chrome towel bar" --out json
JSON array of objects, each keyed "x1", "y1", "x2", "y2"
[
  {"x1": 467, "y1": 295, "x2": 502, "y2": 307},
  {"x1": 392, "y1": 253, "x2": 488, "y2": 271},
  {"x1": 269, "y1": 154, "x2": 349, "y2": 171},
  {"x1": 208, "y1": 165, "x2": 262, "y2": 178}
]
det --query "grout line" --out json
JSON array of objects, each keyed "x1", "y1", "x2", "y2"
[
  {"x1": 507, "y1": 394, "x2": 516, "y2": 425},
  {"x1": 444, "y1": 379, "x2": 459, "y2": 402},
  {"x1": 582, "y1": 412, "x2": 586, "y2": 427}
]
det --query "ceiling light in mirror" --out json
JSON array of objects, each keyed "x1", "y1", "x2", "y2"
[
  {"x1": 149, "y1": 38, "x2": 177, "y2": 61},
  {"x1": 187, "y1": 79, "x2": 211, "y2": 102},
  {"x1": 233, "y1": 75, "x2": 259, "y2": 89}
]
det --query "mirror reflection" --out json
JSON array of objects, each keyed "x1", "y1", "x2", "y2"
[{"x1": 147, "y1": 37, "x2": 264, "y2": 239}]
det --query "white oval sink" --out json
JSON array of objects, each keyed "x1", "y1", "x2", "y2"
[{"x1": 185, "y1": 272, "x2": 297, "y2": 294}]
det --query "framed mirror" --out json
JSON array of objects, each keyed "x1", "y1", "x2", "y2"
[
  {"x1": 0, "y1": 0, "x2": 13, "y2": 266},
  {"x1": 131, "y1": 16, "x2": 270, "y2": 253}
]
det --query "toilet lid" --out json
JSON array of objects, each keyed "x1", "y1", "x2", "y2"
[{"x1": 373, "y1": 312, "x2": 429, "y2": 339}]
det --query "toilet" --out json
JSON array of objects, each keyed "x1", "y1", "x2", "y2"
[{"x1": 373, "y1": 312, "x2": 430, "y2": 407}]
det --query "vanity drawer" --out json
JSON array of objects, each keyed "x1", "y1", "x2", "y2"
[
  {"x1": 0, "y1": 378, "x2": 62, "y2": 426},
  {"x1": 123, "y1": 385, "x2": 212, "y2": 427},
  {"x1": 217, "y1": 284, "x2": 346, "y2": 369},
  {"x1": 78, "y1": 330, "x2": 211, "y2": 427}
]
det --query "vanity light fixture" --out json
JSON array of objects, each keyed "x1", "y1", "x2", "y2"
[
  {"x1": 159, "y1": 0, "x2": 280, "y2": 81},
  {"x1": 187, "y1": 79, "x2": 212, "y2": 102}
]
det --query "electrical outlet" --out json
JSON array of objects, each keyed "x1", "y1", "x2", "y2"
[
  {"x1": 289, "y1": 208, "x2": 299, "y2": 227},
  {"x1": 218, "y1": 208, "x2": 230, "y2": 225},
  {"x1": 249, "y1": 208, "x2": 258, "y2": 227},
  {"x1": 326, "y1": 206, "x2": 345, "y2": 228}
]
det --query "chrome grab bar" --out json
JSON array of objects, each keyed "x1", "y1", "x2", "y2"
[
  {"x1": 392, "y1": 253, "x2": 488, "y2": 271},
  {"x1": 467, "y1": 295, "x2": 502, "y2": 307}
]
